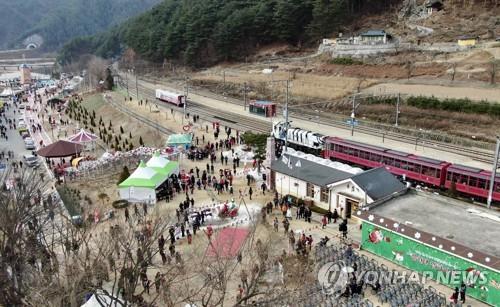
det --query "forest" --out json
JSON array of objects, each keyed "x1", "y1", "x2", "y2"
[
  {"x1": 0, "y1": 0, "x2": 161, "y2": 50},
  {"x1": 58, "y1": 0, "x2": 400, "y2": 67}
]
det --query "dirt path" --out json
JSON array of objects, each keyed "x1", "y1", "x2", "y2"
[{"x1": 363, "y1": 82, "x2": 500, "y2": 102}]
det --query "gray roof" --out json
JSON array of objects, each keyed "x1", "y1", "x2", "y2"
[
  {"x1": 271, "y1": 155, "x2": 352, "y2": 187},
  {"x1": 360, "y1": 30, "x2": 386, "y2": 37},
  {"x1": 350, "y1": 167, "x2": 406, "y2": 201}
]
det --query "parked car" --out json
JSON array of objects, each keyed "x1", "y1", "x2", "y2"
[
  {"x1": 23, "y1": 154, "x2": 39, "y2": 167},
  {"x1": 24, "y1": 137, "x2": 35, "y2": 150}
]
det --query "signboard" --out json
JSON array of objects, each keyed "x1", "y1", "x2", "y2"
[{"x1": 361, "y1": 221, "x2": 500, "y2": 305}]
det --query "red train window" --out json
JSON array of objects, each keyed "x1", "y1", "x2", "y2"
[
  {"x1": 469, "y1": 177, "x2": 477, "y2": 187},
  {"x1": 478, "y1": 179, "x2": 486, "y2": 189}
]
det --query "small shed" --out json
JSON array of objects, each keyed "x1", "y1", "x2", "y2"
[
  {"x1": 360, "y1": 30, "x2": 390, "y2": 44},
  {"x1": 166, "y1": 133, "x2": 193, "y2": 148},
  {"x1": 249, "y1": 100, "x2": 276, "y2": 118},
  {"x1": 458, "y1": 35, "x2": 478, "y2": 47},
  {"x1": 425, "y1": 0, "x2": 443, "y2": 15}
]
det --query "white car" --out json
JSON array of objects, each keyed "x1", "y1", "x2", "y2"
[
  {"x1": 18, "y1": 120, "x2": 26, "y2": 128},
  {"x1": 24, "y1": 138, "x2": 36, "y2": 150},
  {"x1": 23, "y1": 154, "x2": 39, "y2": 167}
]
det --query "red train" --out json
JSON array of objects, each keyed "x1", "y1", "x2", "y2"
[
  {"x1": 323, "y1": 137, "x2": 500, "y2": 202},
  {"x1": 271, "y1": 122, "x2": 500, "y2": 202}
]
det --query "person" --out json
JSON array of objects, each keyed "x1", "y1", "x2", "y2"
[
  {"x1": 155, "y1": 272, "x2": 161, "y2": 293},
  {"x1": 332, "y1": 208, "x2": 339, "y2": 223},
  {"x1": 322, "y1": 215, "x2": 327, "y2": 229},
  {"x1": 459, "y1": 283, "x2": 466, "y2": 303},
  {"x1": 158, "y1": 235, "x2": 165, "y2": 252},
  {"x1": 124, "y1": 208, "x2": 129, "y2": 222},
  {"x1": 450, "y1": 287, "x2": 459, "y2": 305},
  {"x1": 283, "y1": 218, "x2": 290, "y2": 234},
  {"x1": 248, "y1": 187, "x2": 253, "y2": 200},
  {"x1": 261, "y1": 182, "x2": 266, "y2": 195},
  {"x1": 236, "y1": 284, "x2": 244, "y2": 302},
  {"x1": 142, "y1": 276, "x2": 150, "y2": 294},
  {"x1": 273, "y1": 217, "x2": 279, "y2": 232},
  {"x1": 240, "y1": 269, "x2": 248, "y2": 290},
  {"x1": 187, "y1": 229, "x2": 192, "y2": 244},
  {"x1": 206, "y1": 225, "x2": 213, "y2": 241},
  {"x1": 339, "y1": 219, "x2": 348, "y2": 239}
]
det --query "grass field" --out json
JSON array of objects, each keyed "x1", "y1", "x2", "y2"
[{"x1": 193, "y1": 69, "x2": 376, "y2": 101}]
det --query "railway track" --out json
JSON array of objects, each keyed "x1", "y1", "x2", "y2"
[
  {"x1": 117, "y1": 73, "x2": 495, "y2": 165},
  {"x1": 118, "y1": 80, "x2": 270, "y2": 134},
  {"x1": 104, "y1": 93, "x2": 176, "y2": 135}
]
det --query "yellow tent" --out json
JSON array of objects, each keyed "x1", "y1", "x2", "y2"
[{"x1": 72, "y1": 157, "x2": 85, "y2": 168}]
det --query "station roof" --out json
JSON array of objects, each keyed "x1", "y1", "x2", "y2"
[{"x1": 370, "y1": 192, "x2": 500, "y2": 262}]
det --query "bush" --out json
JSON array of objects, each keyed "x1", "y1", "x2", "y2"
[
  {"x1": 112, "y1": 199, "x2": 129, "y2": 209},
  {"x1": 406, "y1": 96, "x2": 500, "y2": 116},
  {"x1": 330, "y1": 57, "x2": 362, "y2": 65},
  {"x1": 56, "y1": 186, "x2": 82, "y2": 217}
]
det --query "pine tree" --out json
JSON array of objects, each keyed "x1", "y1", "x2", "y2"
[{"x1": 139, "y1": 136, "x2": 144, "y2": 146}]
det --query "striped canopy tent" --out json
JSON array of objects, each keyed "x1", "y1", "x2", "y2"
[
  {"x1": 68, "y1": 129, "x2": 98, "y2": 143},
  {"x1": 146, "y1": 151, "x2": 179, "y2": 176},
  {"x1": 118, "y1": 161, "x2": 167, "y2": 204}
]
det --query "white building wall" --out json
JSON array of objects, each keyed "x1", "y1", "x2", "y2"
[
  {"x1": 274, "y1": 173, "x2": 307, "y2": 199},
  {"x1": 328, "y1": 180, "x2": 374, "y2": 218},
  {"x1": 274, "y1": 171, "x2": 330, "y2": 209}
]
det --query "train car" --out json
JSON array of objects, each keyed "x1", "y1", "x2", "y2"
[
  {"x1": 272, "y1": 121, "x2": 325, "y2": 156},
  {"x1": 444, "y1": 164, "x2": 500, "y2": 202},
  {"x1": 324, "y1": 137, "x2": 450, "y2": 187},
  {"x1": 155, "y1": 89, "x2": 185, "y2": 107}
]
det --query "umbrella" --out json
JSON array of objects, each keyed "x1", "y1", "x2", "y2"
[
  {"x1": 68, "y1": 129, "x2": 98, "y2": 143},
  {"x1": 37, "y1": 140, "x2": 84, "y2": 158}
]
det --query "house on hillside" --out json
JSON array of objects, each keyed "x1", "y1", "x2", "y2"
[
  {"x1": 359, "y1": 30, "x2": 392, "y2": 44},
  {"x1": 457, "y1": 35, "x2": 478, "y2": 47},
  {"x1": 271, "y1": 154, "x2": 407, "y2": 219},
  {"x1": 425, "y1": 0, "x2": 443, "y2": 15}
]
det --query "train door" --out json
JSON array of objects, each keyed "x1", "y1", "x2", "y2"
[{"x1": 180, "y1": 95, "x2": 186, "y2": 107}]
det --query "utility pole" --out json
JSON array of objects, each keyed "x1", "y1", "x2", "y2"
[
  {"x1": 183, "y1": 77, "x2": 188, "y2": 126},
  {"x1": 135, "y1": 69, "x2": 138, "y2": 99},
  {"x1": 351, "y1": 94, "x2": 356, "y2": 136},
  {"x1": 487, "y1": 136, "x2": 500, "y2": 209},
  {"x1": 395, "y1": 93, "x2": 400, "y2": 127},
  {"x1": 284, "y1": 79, "x2": 289, "y2": 152},
  {"x1": 125, "y1": 72, "x2": 129, "y2": 97},
  {"x1": 243, "y1": 82, "x2": 247, "y2": 111}
]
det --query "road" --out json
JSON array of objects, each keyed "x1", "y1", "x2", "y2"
[{"x1": 0, "y1": 102, "x2": 34, "y2": 161}]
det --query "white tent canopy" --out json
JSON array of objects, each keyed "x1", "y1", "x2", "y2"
[{"x1": 118, "y1": 161, "x2": 167, "y2": 204}]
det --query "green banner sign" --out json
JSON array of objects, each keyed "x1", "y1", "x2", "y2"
[{"x1": 361, "y1": 221, "x2": 500, "y2": 306}]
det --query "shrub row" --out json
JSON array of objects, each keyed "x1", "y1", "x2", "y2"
[
  {"x1": 330, "y1": 57, "x2": 362, "y2": 65},
  {"x1": 406, "y1": 96, "x2": 500, "y2": 116}
]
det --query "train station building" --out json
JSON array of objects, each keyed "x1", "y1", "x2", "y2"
[{"x1": 270, "y1": 153, "x2": 407, "y2": 218}]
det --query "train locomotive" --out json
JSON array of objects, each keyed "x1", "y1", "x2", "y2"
[{"x1": 271, "y1": 122, "x2": 500, "y2": 203}]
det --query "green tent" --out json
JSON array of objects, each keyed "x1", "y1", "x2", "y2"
[
  {"x1": 146, "y1": 151, "x2": 179, "y2": 176},
  {"x1": 118, "y1": 161, "x2": 167, "y2": 188}
]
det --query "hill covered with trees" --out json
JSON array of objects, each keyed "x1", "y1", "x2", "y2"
[
  {"x1": 58, "y1": 0, "x2": 400, "y2": 67},
  {"x1": 0, "y1": 0, "x2": 161, "y2": 50}
]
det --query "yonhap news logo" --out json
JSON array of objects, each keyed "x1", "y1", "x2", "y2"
[{"x1": 317, "y1": 261, "x2": 488, "y2": 294}]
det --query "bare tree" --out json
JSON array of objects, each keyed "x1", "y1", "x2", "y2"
[
  {"x1": 405, "y1": 60, "x2": 414, "y2": 81},
  {"x1": 451, "y1": 62, "x2": 457, "y2": 82},
  {"x1": 490, "y1": 60, "x2": 498, "y2": 85}
]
